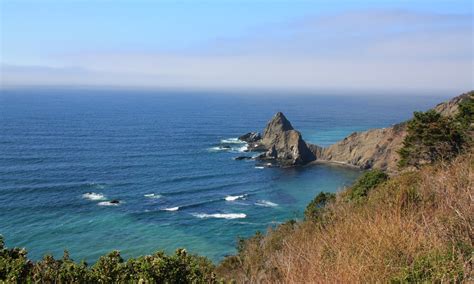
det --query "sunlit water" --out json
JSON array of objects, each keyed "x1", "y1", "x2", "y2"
[{"x1": 0, "y1": 88, "x2": 448, "y2": 262}]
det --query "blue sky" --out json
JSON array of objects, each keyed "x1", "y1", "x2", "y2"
[{"x1": 1, "y1": 0, "x2": 473, "y2": 92}]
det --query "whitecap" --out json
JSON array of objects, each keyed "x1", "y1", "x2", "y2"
[
  {"x1": 98, "y1": 201, "x2": 119, "y2": 206},
  {"x1": 255, "y1": 200, "x2": 278, "y2": 207},
  {"x1": 208, "y1": 146, "x2": 231, "y2": 152},
  {"x1": 192, "y1": 213, "x2": 246, "y2": 219},
  {"x1": 144, "y1": 193, "x2": 162, "y2": 199},
  {"x1": 163, "y1": 206, "x2": 179, "y2": 211},
  {"x1": 225, "y1": 195, "x2": 245, "y2": 201},
  {"x1": 82, "y1": 192, "x2": 106, "y2": 201},
  {"x1": 237, "y1": 145, "x2": 248, "y2": 152},
  {"x1": 220, "y1": 138, "x2": 246, "y2": 144},
  {"x1": 255, "y1": 166, "x2": 265, "y2": 169}
]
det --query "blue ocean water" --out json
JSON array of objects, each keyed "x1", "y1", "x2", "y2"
[{"x1": 0, "y1": 88, "x2": 449, "y2": 262}]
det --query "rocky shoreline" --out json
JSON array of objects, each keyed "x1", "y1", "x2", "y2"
[{"x1": 235, "y1": 92, "x2": 472, "y2": 174}]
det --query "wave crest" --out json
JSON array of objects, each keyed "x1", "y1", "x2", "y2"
[
  {"x1": 144, "y1": 193, "x2": 162, "y2": 199},
  {"x1": 98, "y1": 201, "x2": 119, "y2": 206},
  {"x1": 192, "y1": 213, "x2": 246, "y2": 219},
  {"x1": 163, "y1": 206, "x2": 179, "y2": 211},
  {"x1": 82, "y1": 192, "x2": 106, "y2": 201},
  {"x1": 255, "y1": 200, "x2": 278, "y2": 207},
  {"x1": 225, "y1": 194, "x2": 246, "y2": 201},
  {"x1": 220, "y1": 138, "x2": 245, "y2": 144}
]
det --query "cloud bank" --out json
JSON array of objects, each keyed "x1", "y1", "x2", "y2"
[{"x1": 1, "y1": 10, "x2": 472, "y2": 91}]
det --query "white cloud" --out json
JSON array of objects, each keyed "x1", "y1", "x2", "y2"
[{"x1": 1, "y1": 10, "x2": 472, "y2": 92}]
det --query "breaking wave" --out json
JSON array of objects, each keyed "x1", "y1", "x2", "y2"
[
  {"x1": 82, "y1": 192, "x2": 106, "y2": 201},
  {"x1": 225, "y1": 194, "x2": 246, "y2": 201},
  {"x1": 191, "y1": 213, "x2": 246, "y2": 219},
  {"x1": 255, "y1": 200, "x2": 278, "y2": 207},
  {"x1": 162, "y1": 206, "x2": 179, "y2": 211},
  {"x1": 220, "y1": 138, "x2": 245, "y2": 144},
  {"x1": 98, "y1": 201, "x2": 119, "y2": 206},
  {"x1": 144, "y1": 193, "x2": 162, "y2": 199}
]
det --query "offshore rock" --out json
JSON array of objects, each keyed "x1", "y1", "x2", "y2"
[
  {"x1": 258, "y1": 112, "x2": 316, "y2": 166},
  {"x1": 239, "y1": 132, "x2": 262, "y2": 143}
]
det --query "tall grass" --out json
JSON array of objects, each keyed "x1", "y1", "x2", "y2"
[{"x1": 217, "y1": 152, "x2": 473, "y2": 282}]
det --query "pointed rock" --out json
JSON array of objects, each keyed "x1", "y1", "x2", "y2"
[{"x1": 259, "y1": 112, "x2": 316, "y2": 166}]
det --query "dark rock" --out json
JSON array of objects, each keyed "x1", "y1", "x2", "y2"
[
  {"x1": 234, "y1": 156, "x2": 253, "y2": 160},
  {"x1": 109, "y1": 199, "x2": 120, "y2": 204},
  {"x1": 239, "y1": 132, "x2": 261, "y2": 143}
]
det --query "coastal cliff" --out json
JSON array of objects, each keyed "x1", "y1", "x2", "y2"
[
  {"x1": 243, "y1": 91, "x2": 473, "y2": 173},
  {"x1": 314, "y1": 92, "x2": 472, "y2": 173}
]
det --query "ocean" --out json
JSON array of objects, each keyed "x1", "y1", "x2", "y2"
[{"x1": 0, "y1": 88, "x2": 449, "y2": 262}]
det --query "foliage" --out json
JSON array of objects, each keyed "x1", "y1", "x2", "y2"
[
  {"x1": 456, "y1": 93, "x2": 474, "y2": 130},
  {"x1": 398, "y1": 99, "x2": 472, "y2": 168},
  {"x1": 304, "y1": 192, "x2": 335, "y2": 221},
  {"x1": 0, "y1": 238, "x2": 216, "y2": 283},
  {"x1": 216, "y1": 152, "x2": 473, "y2": 282},
  {"x1": 346, "y1": 169, "x2": 388, "y2": 201},
  {"x1": 392, "y1": 249, "x2": 466, "y2": 283}
]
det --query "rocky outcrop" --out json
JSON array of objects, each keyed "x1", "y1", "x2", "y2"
[
  {"x1": 240, "y1": 92, "x2": 471, "y2": 172},
  {"x1": 245, "y1": 112, "x2": 316, "y2": 166},
  {"x1": 314, "y1": 122, "x2": 406, "y2": 174},
  {"x1": 239, "y1": 132, "x2": 262, "y2": 143},
  {"x1": 313, "y1": 92, "x2": 472, "y2": 174}
]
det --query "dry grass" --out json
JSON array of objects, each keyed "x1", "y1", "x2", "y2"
[{"x1": 216, "y1": 152, "x2": 473, "y2": 283}]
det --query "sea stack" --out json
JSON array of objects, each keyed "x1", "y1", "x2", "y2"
[{"x1": 258, "y1": 112, "x2": 316, "y2": 166}]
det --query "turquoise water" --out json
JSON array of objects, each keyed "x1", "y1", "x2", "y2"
[{"x1": 0, "y1": 89, "x2": 449, "y2": 262}]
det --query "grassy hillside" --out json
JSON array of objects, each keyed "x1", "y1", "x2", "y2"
[{"x1": 216, "y1": 151, "x2": 473, "y2": 282}]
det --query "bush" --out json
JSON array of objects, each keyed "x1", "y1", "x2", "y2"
[
  {"x1": 346, "y1": 169, "x2": 388, "y2": 201},
  {"x1": 456, "y1": 93, "x2": 474, "y2": 131},
  {"x1": 399, "y1": 108, "x2": 470, "y2": 168},
  {"x1": 304, "y1": 192, "x2": 335, "y2": 221},
  {"x1": 0, "y1": 236, "x2": 216, "y2": 283}
]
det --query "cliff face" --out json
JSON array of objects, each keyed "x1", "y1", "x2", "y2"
[
  {"x1": 315, "y1": 123, "x2": 406, "y2": 173},
  {"x1": 313, "y1": 92, "x2": 471, "y2": 174}
]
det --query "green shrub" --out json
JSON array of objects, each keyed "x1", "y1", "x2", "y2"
[
  {"x1": 0, "y1": 236, "x2": 216, "y2": 283},
  {"x1": 398, "y1": 109, "x2": 468, "y2": 168},
  {"x1": 304, "y1": 192, "x2": 335, "y2": 221},
  {"x1": 456, "y1": 93, "x2": 474, "y2": 131},
  {"x1": 347, "y1": 169, "x2": 388, "y2": 201},
  {"x1": 393, "y1": 249, "x2": 465, "y2": 283}
]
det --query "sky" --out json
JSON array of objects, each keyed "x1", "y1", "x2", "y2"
[{"x1": 0, "y1": 0, "x2": 473, "y2": 92}]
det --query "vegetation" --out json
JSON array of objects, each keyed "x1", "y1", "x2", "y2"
[
  {"x1": 216, "y1": 151, "x2": 473, "y2": 282},
  {"x1": 345, "y1": 169, "x2": 388, "y2": 201},
  {"x1": 0, "y1": 239, "x2": 216, "y2": 283},
  {"x1": 398, "y1": 93, "x2": 473, "y2": 168},
  {"x1": 304, "y1": 192, "x2": 335, "y2": 221}
]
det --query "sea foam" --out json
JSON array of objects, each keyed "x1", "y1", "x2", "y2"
[
  {"x1": 225, "y1": 195, "x2": 245, "y2": 201},
  {"x1": 82, "y1": 192, "x2": 106, "y2": 201},
  {"x1": 144, "y1": 193, "x2": 162, "y2": 199},
  {"x1": 220, "y1": 138, "x2": 245, "y2": 144},
  {"x1": 163, "y1": 206, "x2": 179, "y2": 211},
  {"x1": 98, "y1": 201, "x2": 119, "y2": 206},
  {"x1": 255, "y1": 200, "x2": 278, "y2": 207},
  {"x1": 192, "y1": 213, "x2": 246, "y2": 219}
]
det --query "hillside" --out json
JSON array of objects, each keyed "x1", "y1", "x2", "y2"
[
  {"x1": 216, "y1": 150, "x2": 473, "y2": 282},
  {"x1": 315, "y1": 91, "x2": 473, "y2": 174}
]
